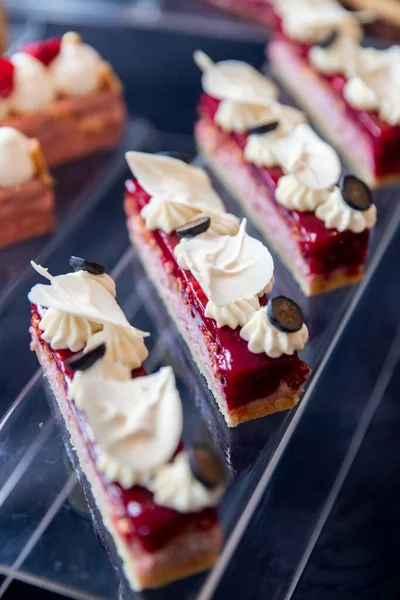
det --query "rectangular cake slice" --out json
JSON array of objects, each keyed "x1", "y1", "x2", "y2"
[
  {"x1": 193, "y1": 53, "x2": 376, "y2": 296},
  {"x1": 29, "y1": 260, "x2": 225, "y2": 590},
  {"x1": 0, "y1": 32, "x2": 126, "y2": 167},
  {"x1": 267, "y1": 2, "x2": 400, "y2": 187},
  {"x1": 124, "y1": 152, "x2": 311, "y2": 427}
]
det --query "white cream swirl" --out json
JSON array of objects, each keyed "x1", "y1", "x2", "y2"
[
  {"x1": 84, "y1": 324, "x2": 149, "y2": 372},
  {"x1": 315, "y1": 186, "x2": 377, "y2": 233},
  {"x1": 205, "y1": 296, "x2": 259, "y2": 329},
  {"x1": 88, "y1": 358, "x2": 132, "y2": 382},
  {"x1": 39, "y1": 307, "x2": 101, "y2": 353},
  {"x1": 309, "y1": 35, "x2": 359, "y2": 75},
  {"x1": 141, "y1": 194, "x2": 198, "y2": 234},
  {"x1": 244, "y1": 105, "x2": 306, "y2": 168},
  {"x1": 275, "y1": 175, "x2": 330, "y2": 212},
  {"x1": 244, "y1": 133, "x2": 279, "y2": 168},
  {"x1": 126, "y1": 151, "x2": 237, "y2": 235},
  {"x1": 279, "y1": 0, "x2": 362, "y2": 44},
  {"x1": 270, "y1": 124, "x2": 341, "y2": 190},
  {"x1": 343, "y1": 46, "x2": 400, "y2": 125},
  {"x1": 29, "y1": 264, "x2": 130, "y2": 330},
  {"x1": 69, "y1": 367, "x2": 182, "y2": 488},
  {"x1": 0, "y1": 127, "x2": 35, "y2": 187},
  {"x1": 343, "y1": 77, "x2": 379, "y2": 111},
  {"x1": 215, "y1": 101, "x2": 276, "y2": 134},
  {"x1": 11, "y1": 52, "x2": 55, "y2": 113},
  {"x1": 258, "y1": 275, "x2": 275, "y2": 297},
  {"x1": 173, "y1": 219, "x2": 274, "y2": 307},
  {"x1": 240, "y1": 306, "x2": 309, "y2": 358},
  {"x1": 148, "y1": 452, "x2": 223, "y2": 513},
  {"x1": 50, "y1": 32, "x2": 104, "y2": 96}
]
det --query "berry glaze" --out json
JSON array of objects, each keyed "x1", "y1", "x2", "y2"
[
  {"x1": 0, "y1": 58, "x2": 14, "y2": 98},
  {"x1": 30, "y1": 305, "x2": 217, "y2": 554},
  {"x1": 21, "y1": 37, "x2": 61, "y2": 66},
  {"x1": 124, "y1": 180, "x2": 310, "y2": 412},
  {"x1": 274, "y1": 34, "x2": 400, "y2": 180},
  {"x1": 198, "y1": 93, "x2": 369, "y2": 277}
]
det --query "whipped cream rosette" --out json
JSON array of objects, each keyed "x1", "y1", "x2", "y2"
[
  {"x1": 175, "y1": 219, "x2": 275, "y2": 331},
  {"x1": 28, "y1": 261, "x2": 149, "y2": 359}
]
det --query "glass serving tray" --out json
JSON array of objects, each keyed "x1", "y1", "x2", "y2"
[{"x1": 0, "y1": 120, "x2": 399, "y2": 599}]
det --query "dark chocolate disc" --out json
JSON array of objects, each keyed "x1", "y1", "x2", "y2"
[
  {"x1": 267, "y1": 296, "x2": 304, "y2": 333},
  {"x1": 316, "y1": 30, "x2": 338, "y2": 48},
  {"x1": 157, "y1": 151, "x2": 194, "y2": 164},
  {"x1": 340, "y1": 174, "x2": 373, "y2": 211},
  {"x1": 176, "y1": 216, "x2": 211, "y2": 238},
  {"x1": 66, "y1": 343, "x2": 106, "y2": 371},
  {"x1": 69, "y1": 256, "x2": 106, "y2": 275},
  {"x1": 247, "y1": 121, "x2": 279, "y2": 135},
  {"x1": 188, "y1": 444, "x2": 227, "y2": 489}
]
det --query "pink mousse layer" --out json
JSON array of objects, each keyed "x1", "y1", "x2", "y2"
[
  {"x1": 30, "y1": 306, "x2": 218, "y2": 557},
  {"x1": 124, "y1": 181, "x2": 310, "y2": 415},
  {"x1": 0, "y1": 177, "x2": 54, "y2": 248},
  {"x1": 196, "y1": 94, "x2": 369, "y2": 282},
  {"x1": 268, "y1": 37, "x2": 400, "y2": 181},
  {"x1": 2, "y1": 88, "x2": 126, "y2": 167}
]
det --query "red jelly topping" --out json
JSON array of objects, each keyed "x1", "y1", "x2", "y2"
[
  {"x1": 21, "y1": 37, "x2": 61, "y2": 66},
  {"x1": 30, "y1": 305, "x2": 216, "y2": 553},
  {"x1": 0, "y1": 58, "x2": 14, "y2": 98},
  {"x1": 125, "y1": 181, "x2": 310, "y2": 411},
  {"x1": 198, "y1": 93, "x2": 369, "y2": 277}
]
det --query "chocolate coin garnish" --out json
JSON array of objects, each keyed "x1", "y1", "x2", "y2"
[
  {"x1": 69, "y1": 256, "x2": 106, "y2": 275},
  {"x1": 247, "y1": 121, "x2": 279, "y2": 135},
  {"x1": 66, "y1": 343, "x2": 106, "y2": 372},
  {"x1": 267, "y1": 296, "x2": 304, "y2": 333},
  {"x1": 176, "y1": 216, "x2": 211, "y2": 238},
  {"x1": 316, "y1": 30, "x2": 338, "y2": 49},
  {"x1": 340, "y1": 174, "x2": 373, "y2": 211}
]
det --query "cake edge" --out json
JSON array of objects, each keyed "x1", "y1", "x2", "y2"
[
  {"x1": 125, "y1": 209, "x2": 309, "y2": 428},
  {"x1": 30, "y1": 325, "x2": 221, "y2": 591}
]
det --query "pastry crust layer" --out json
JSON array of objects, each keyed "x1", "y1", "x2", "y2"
[
  {"x1": 0, "y1": 177, "x2": 54, "y2": 248},
  {"x1": 2, "y1": 85, "x2": 125, "y2": 167},
  {"x1": 31, "y1": 326, "x2": 221, "y2": 590},
  {"x1": 125, "y1": 206, "x2": 306, "y2": 427}
]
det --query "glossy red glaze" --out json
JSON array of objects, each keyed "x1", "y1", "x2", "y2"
[
  {"x1": 0, "y1": 58, "x2": 14, "y2": 98},
  {"x1": 125, "y1": 181, "x2": 310, "y2": 411},
  {"x1": 198, "y1": 93, "x2": 369, "y2": 276},
  {"x1": 21, "y1": 37, "x2": 61, "y2": 66},
  {"x1": 30, "y1": 305, "x2": 216, "y2": 553}
]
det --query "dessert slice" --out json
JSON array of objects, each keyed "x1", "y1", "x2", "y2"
[
  {"x1": 29, "y1": 257, "x2": 225, "y2": 590},
  {"x1": 194, "y1": 52, "x2": 377, "y2": 295},
  {"x1": 0, "y1": 32, "x2": 125, "y2": 167},
  {"x1": 124, "y1": 152, "x2": 311, "y2": 427},
  {"x1": 0, "y1": 126, "x2": 54, "y2": 248},
  {"x1": 267, "y1": 2, "x2": 400, "y2": 187}
]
